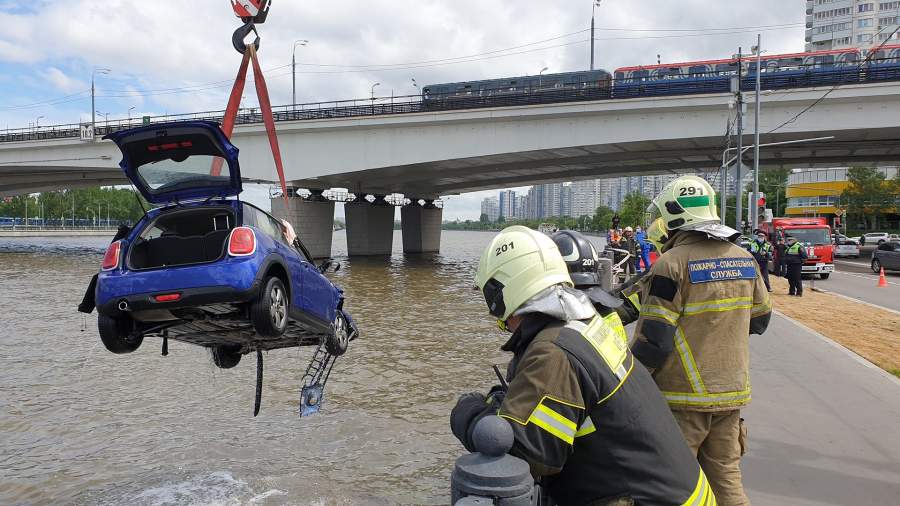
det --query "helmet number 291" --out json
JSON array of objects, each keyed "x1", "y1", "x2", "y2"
[
  {"x1": 679, "y1": 186, "x2": 704, "y2": 196},
  {"x1": 495, "y1": 241, "x2": 515, "y2": 256}
]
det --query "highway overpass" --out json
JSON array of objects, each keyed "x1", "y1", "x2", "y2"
[{"x1": 3, "y1": 80, "x2": 900, "y2": 255}]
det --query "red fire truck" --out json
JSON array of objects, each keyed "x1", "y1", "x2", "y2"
[{"x1": 760, "y1": 217, "x2": 834, "y2": 279}]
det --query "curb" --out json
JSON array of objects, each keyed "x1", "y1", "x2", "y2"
[{"x1": 773, "y1": 310, "x2": 900, "y2": 388}]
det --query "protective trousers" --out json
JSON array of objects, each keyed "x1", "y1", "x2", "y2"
[
  {"x1": 787, "y1": 263, "x2": 803, "y2": 296},
  {"x1": 671, "y1": 409, "x2": 748, "y2": 506},
  {"x1": 757, "y1": 261, "x2": 770, "y2": 291}
]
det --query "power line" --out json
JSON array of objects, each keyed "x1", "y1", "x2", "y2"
[{"x1": 767, "y1": 25, "x2": 900, "y2": 134}]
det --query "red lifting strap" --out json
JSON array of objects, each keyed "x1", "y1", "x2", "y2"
[{"x1": 213, "y1": 43, "x2": 289, "y2": 209}]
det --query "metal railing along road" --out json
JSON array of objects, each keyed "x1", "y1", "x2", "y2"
[{"x1": 4, "y1": 65, "x2": 900, "y2": 144}]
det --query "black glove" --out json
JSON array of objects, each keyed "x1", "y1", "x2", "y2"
[
  {"x1": 487, "y1": 384, "x2": 506, "y2": 408},
  {"x1": 450, "y1": 392, "x2": 487, "y2": 452}
]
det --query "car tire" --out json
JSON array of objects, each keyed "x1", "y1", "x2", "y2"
[
  {"x1": 819, "y1": 273, "x2": 830, "y2": 280},
  {"x1": 97, "y1": 314, "x2": 143, "y2": 354},
  {"x1": 872, "y1": 258, "x2": 882, "y2": 273},
  {"x1": 211, "y1": 345, "x2": 242, "y2": 369},
  {"x1": 251, "y1": 276, "x2": 289, "y2": 337},
  {"x1": 325, "y1": 311, "x2": 350, "y2": 356}
]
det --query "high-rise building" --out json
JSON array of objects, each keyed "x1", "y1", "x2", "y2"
[
  {"x1": 560, "y1": 184, "x2": 573, "y2": 217},
  {"x1": 480, "y1": 196, "x2": 500, "y2": 222},
  {"x1": 570, "y1": 179, "x2": 604, "y2": 217},
  {"x1": 499, "y1": 190, "x2": 517, "y2": 219},
  {"x1": 805, "y1": 0, "x2": 900, "y2": 52}
]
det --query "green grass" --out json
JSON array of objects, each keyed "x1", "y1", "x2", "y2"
[{"x1": 890, "y1": 369, "x2": 900, "y2": 379}]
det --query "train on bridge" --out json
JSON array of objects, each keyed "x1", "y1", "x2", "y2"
[
  {"x1": 4, "y1": 45, "x2": 900, "y2": 144},
  {"x1": 420, "y1": 45, "x2": 900, "y2": 107}
]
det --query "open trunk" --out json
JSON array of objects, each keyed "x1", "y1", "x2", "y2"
[{"x1": 128, "y1": 206, "x2": 235, "y2": 270}]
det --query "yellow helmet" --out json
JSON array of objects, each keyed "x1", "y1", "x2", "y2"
[
  {"x1": 646, "y1": 217, "x2": 670, "y2": 251},
  {"x1": 647, "y1": 175, "x2": 719, "y2": 232},
  {"x1": 474, "y1": 225, "x2": 572, "y2": 322}
]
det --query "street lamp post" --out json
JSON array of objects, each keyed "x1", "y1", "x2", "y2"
[
  {"x1": 751, "y1": 34, "x2": 763, "y2": 231},
  {"x1": 538, "y1": 66, "x2": 549, "y2": 88},
  {"x1": 91, "y1": 67, "x2": 111, "y2": 141},
  {"x1": 128, "y1": 106, "x2": 136, "y2": 122},
  {"x1": 370, "y1": 82, "x2": 381, "y2": 101},
  {"x1": 411, "y1": 78, "x2": 418, "y2": 93},
  {"x1": 35, "y1": 116, "x2": 44, "y2": 131},
  {"x1": 96, "y1": 110, "x2": 109, "y2": 129},
  {"x1": 292, "y1": 39, "x2": 309, "y2": 107},
  {"x1": 591, "y1": 0, "x2": 602, "y2": 70}
]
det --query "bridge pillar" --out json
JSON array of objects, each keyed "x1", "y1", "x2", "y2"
[
  {"x1": 401, "y1": 199, "x2": 442, "y2": 254},
  {"x1": 345, "y1": 195, "x2": 395, "y2": 256},
  {"x1": 270, "y1": 189, "x2": 335, "y2": 259}
]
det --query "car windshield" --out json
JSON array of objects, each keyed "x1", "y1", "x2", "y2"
[
  {"x1": 787, "y1": 228, "x2": 830, "y2": 245},
  {"x1": 136, "y1": 156, "x2": 231, "y2": 195}
]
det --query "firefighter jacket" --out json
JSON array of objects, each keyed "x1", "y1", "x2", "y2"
[
  {"x1": 628, "y1": 231, "x2": 772, "y2": 412},
  {"x1": 783, "y1": 241, "x2": 808, "y2": 265},
  {"x1": 748, "y1": 240, "x2": 773, "y2": 264},
  {"x1": 469, "y1": 313, "x2": 715, "y2": 505}
]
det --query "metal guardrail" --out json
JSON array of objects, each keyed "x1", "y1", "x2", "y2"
[{"x1": 3, "y1": 65, "x2": 900, "y2": 144}]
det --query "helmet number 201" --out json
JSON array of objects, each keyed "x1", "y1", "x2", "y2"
[
  {"x1": 495, "y1": 241, "x2": 514, "y2": 256},
  {"x1": 679, "y1": 186, "x2": 704, "y2": 196}
]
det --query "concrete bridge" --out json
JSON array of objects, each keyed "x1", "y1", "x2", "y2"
[{"x1": 3, "y1": 80, "x2": 900, "y2": 255}]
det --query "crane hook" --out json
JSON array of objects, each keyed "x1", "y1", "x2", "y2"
[{"x1": 232, "y1": 21, "x2": 260, "y2": 54}]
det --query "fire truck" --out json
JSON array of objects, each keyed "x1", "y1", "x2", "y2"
[{"x1": 759, "y1": 217, "x2": 834, "y2": 279}]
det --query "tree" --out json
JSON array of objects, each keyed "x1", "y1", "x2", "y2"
[
  {"x1": 841, "y1": 167, "x2": 892, "y2": 230},
  {"x1": 497, "y1": 215, "x2": 506, "y2": 224},
  {"x1": 479, "y1": 213, "x2": 490, "y2": 225},
  {"x1": 592, "y1": 205, "x2": 615, "y2": 231},
  {"x1": 619, "y1": 192, "x2": 651, "y2": 229}
]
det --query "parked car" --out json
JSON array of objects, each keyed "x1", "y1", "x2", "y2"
[
  {"x1": 860, "y1": 232, "x2": 890, "y2": 246},
  {"x1": 890, "y1": 234, "x2": 900, "y2": 242},
  {"x1": 834, "y1": 240, "x2": 861, "y2": 258},
  {"x1": 832, "y1": 233, "x2": 858, "y2": 245},
  {"x1": 93, "y1": 121, "x2": 357, "y2": 367},
  {"x1": 872, "y1": 241, "x2": 900, "y2": 273}
]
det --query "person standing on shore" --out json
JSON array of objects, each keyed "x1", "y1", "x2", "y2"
[
  {"x1": 748, "y1": 231, "x2": 773, "y2": 292},
  {"x1": 630, "y1": 176, "x2": 771, "y2": 505},
  {"x1": 774, "y1": 237, "x2": 787, "y2": 277},
  {"x1": 783, "y1": 235, "x2": 807, "y2": 296},
  {"x1": 451, "y1": 225, "x2": 716, "y2": 505}
]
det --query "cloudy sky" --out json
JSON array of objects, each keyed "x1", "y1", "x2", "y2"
[{"x1": 1, "y1": 0, "x2": 806, "y2": 219}]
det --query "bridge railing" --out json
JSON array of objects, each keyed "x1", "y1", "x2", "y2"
[{"x1": 3, "y1": 65, "x2": 899, "y2": 144}]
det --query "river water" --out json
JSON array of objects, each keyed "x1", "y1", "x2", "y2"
[{"x1": 0, "y1": 230, "x2": 536, "y2": 505}]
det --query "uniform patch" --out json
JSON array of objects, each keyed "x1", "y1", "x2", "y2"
[{"x1": 688, "y1": 257, "x2": 757, "y2": 284}]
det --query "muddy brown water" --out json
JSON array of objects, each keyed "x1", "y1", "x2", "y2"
[{"x1": 0, "y1": 230, "x2": 543, "y2": 505}]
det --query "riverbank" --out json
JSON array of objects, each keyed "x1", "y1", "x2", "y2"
[{"x1": 0, "y1": 229, "x2": 116, "y2": 237}]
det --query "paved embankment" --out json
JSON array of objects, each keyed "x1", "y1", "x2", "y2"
[{"x1": 743, "y1": 315, "x2": 900, "y2": 505}]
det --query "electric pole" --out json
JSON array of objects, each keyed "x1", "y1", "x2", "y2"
[
  {"x1": 751, "y1": 34, "x2": 762, "y2": 230},
  {"x1": 590, "y1": 1, "x2": 601, "y2": 70},
  {"x1": 91, "y1": 68, "x2": 110, "y2": 141},
  {"x1": 735, "y1": 47, "x2": 744, "y2": 232}
]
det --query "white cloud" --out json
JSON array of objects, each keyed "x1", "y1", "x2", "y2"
[{"x1": 40, "y1": 67, "x2": 84, "y2": 92}]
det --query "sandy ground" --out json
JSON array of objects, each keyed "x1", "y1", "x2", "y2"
[{"x1": 768, "y1": 274, "x2": 900, "y2": 375}]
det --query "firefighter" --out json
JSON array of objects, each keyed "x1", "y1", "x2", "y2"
[
  {"x1": 451, "y1": 225, "x2": 716, "y2": 506},
  {"x1": 551, "y1": 230, "x2": 628, "y2": 346},
  {"x1": 748, "y1": 230, "x2": 773, "y2": 292},
  {"x1": 625, "y1": 176, "x2": 771, "y2": 506},
  {"x1": 622, "y1": 226, "x2": 639, "y2": 277},
  {"x1": 783, "y1": 235, "x2": 808, "y2": 296}
]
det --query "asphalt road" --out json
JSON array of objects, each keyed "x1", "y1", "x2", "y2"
[
  {"x1": 820, "y1": 245, "x2": 900, "y2": 312},
  {"x1": 743, "y1": 315, "x2": 900, "y2": 505}
]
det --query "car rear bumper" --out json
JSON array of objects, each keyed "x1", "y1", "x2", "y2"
[
  {"x1": 96, "y1": 255, "x2": 263, "y2": 316},
  {"x1": 96, "y1": 282, "x2": 261, "y2": 316},
  {"x1": 801, "y1": 263, "x2": 834, "y2": 273}
]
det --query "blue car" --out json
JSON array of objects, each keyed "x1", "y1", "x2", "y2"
[{"x1": 93, "y1": 121, "x2": 356, "y2": 369}]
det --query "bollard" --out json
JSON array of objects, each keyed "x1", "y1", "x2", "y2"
[
  {"x1": 450, "y1": 416, "x2": 534, "y2": 506},
  {"x1": 597, "y1": 257, "x2": 613, "y2": 292}
]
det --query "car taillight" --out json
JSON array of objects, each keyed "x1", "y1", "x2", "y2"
[
  {"x1": 101, "y1": 240, "x2": 122, "y2": 271},
  {"x1": 228, "y1": 227, "x2": 256, "y2": 256},
  {"x1": 153, "y1": 293, "x2": 181, "y2": 302}
]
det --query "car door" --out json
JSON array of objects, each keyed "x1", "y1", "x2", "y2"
[
  {"x1": 888, "y1": 243, "x2": 900, "y2": 270},
  {"x1": 296, "y1": 239, "x2": 336, "y2": 324},
  {"x1": 243, "y1": 204, "x2": 304, "y2": 311}
]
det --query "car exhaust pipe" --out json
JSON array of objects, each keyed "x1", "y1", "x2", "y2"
[{"x1": 118, "y1": 300, "x2": 130, "y2": 312}]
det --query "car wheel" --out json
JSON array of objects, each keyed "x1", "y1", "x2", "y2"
[
  {"x1": 878, "y1": 239, "x2": 885, "y2": 245},
  {"x1": 97, "y1": 314, "x2": 143, "y2": 354},
  {"x1": 325, "y1": 311, "x2": 350, "y2": 356},
  {"x1": 872, "y1": 258, "x2": 882, "y2": 273},
  {"x1": 819, "y1": 273, "x2": 830, "y2": 280},
  {"x1": 211, "y1": 345, "x2": 242, "y2": 369},
  {"x1": 251, "y1": 276, "x2": 289, "y2": 337}
]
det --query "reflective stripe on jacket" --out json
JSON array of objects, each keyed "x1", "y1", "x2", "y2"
[
  {"x1": 630, "y1": 231, "x2": 772, "y2": 412},
  {"x1": 497, "y1": 313, "x2": 709, "y2": 505}
]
